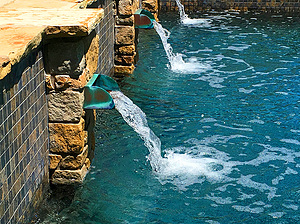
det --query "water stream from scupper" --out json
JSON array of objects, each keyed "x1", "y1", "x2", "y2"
[{"x1": 175, "y1": 0, "x2": 211, "y2": 26}]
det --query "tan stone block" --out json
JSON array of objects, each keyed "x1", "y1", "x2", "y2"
[
  {"x1": 45, "y1": 74, "x2": 55, "y2": 92},
  {"x1": 51, "y1": 164, "x2": 88, "y2": 185},
  {"x1": 60, "y1": 145, "x2": 88, "y2": 170},
  {"x1": 85, "y1": 158, "x2": 91, "y2": 169},
  {"x1": 85, "y1": 34, "x2": 99, "y2": 77},
  {"x1": 116, "y1": 15, "x2": 134, "y2": 25},
  {"x1": 48, "y1": 91, "x2": 84, "y2": 122},
  {"x1": 142, "y1": 0, "x2": 158, "y2": 13},
  {"x1": 115, "y1": 55, "x2": 135, "y2": 65},
  {"x1": 132, "y1": 0, "x2": 140, "y2": 13},
  {"x1": 49, "y1": 118, "x2": 85, "y2": 154},
  {"x1": 115, "y1": 26, "x2": 135, "y2": 45},
  {"x1": 55, "y1": 70, "x2": 87, "y2": 91},
  {"x1": 114, "y1": 64, "x2": 135, "y2": 74},
  {"x1": 67, "y1": 72, "x2": 88, "y2": 90},
  {"x1": 118, "y1": 0, "x2": 133, "y2": 15},
  {"x1": 116, "y1": 45, "x2": 135, "y2": 55},
  {"x1": 54, "y1": 75, "x2": 69, "y2": 90},
  {"x1": 49, "y1": 154, "x2": 62, "y2": 169},
  {"x1": 46, "y1": 72, "x2": 87, "y2": 92},
  {"x1": 84, "y1": 130, "x2": 88, "y2": 145}
]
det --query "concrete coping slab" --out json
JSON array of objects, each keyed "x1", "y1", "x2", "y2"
[{"x1": 0, "y1": 0, "x2": 103, "y2": 80}]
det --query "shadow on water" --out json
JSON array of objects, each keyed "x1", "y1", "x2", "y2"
[{"x1": 30, "y1": 184, "x2": 78, "y2": 223}]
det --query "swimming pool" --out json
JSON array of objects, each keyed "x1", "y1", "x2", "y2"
[{"x1": 41, "y1": 12, "x2": 300, "y2": 223}]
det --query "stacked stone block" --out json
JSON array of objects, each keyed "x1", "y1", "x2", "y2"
[
  {"x1": 114, "y1": 0, "x2": 140, "y2": 75},
  {"x1": 44, "y1": 35, "x2": 98, "y2": 185},
  {"x1": 114, "y1": 0, "x2": 159, "y2": 76}
]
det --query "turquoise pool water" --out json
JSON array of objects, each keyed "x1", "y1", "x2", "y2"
[{"x1": 43, "y1": 12, "x2": 299, "y2": 223}]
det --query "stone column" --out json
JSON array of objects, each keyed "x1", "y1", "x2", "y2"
[
  {"x1": 114, "y1": 0, "x2": 140, "y2": 76},
  {"x1": 114, "y1": 0, "x2": 159, "y2": 76},
  {"x1": 44, "y1": 33, "x2": 99, "y2": 185}
]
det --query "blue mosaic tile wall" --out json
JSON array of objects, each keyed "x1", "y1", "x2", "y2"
[
  {"x1": 159, "y1": 0, "x2": 300, "y2": 12},
  {"x1": 89, "y1": 0, "x2": 115, "y2": 76},
  {"x1": 0, "y1": 50, "x2": 49, "y2": 224}
]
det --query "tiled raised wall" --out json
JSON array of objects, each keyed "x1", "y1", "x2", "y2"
[
  {"x1": 89, "y1": 0, "x2": 115, "y2": 76},
  {"x1": 0, "y1": 51, "x2": 48, "y2": 224},
  {"x1": 159, "y1": 0, "x2": 300, "y2": 12}
]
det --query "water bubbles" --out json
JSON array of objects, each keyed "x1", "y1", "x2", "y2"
[{"x1": 182, "y1": 18, "x2": 212, "y2": 28}]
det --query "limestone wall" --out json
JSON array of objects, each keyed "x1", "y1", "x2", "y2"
[
  {"x1": 46, "y1": 0, "x2": 116, "y2": 185},
  {"x1": 159, "y1": 0, "x2": 300, "y2": 12},
  {"x1": 44, "y1": 36, "x2": 96, "y2": 185}
]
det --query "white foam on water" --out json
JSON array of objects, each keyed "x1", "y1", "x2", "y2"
[
  {"x1": 280, "y1": 139, "x2": 300, "y2": 145},
  {"x1": 225, "y1": 44, "x2": 251, "y2": 52},
  {"x1": 232, "y1": 205, "x2": 264, "y2": 214},
  {"x1": 268, "y1": 212, "x2": 286, "y2": 218},
  {"x1": 214, "y1": 123, "x2": 253, "y2": 132},
  {"x1": 182, "y1": 18, "x2": 211, "y2": 27},
  {"x1": 282, "y1": 203, "x2": 299, "y2": 211},
  {"x1": 153, "y1": 21, "x2": 210, "y2": 74},
  {"x1": 237, "y1": 175, "x2": 278, "y2": 201},
  {"x1": 158, "y1": 148, "x2": 235, "y2": 190},
  {"x1": 238, "y1": 88, "x2": 255, "y2": 94},
  {"x1": 111, "y1": 91, "x2": 236, "y2": 189},
  {"x1": 249, "y1": 119, "x2": 265, "y2": 124},
  {"x1": 111, "y1": 91, "x2": 300, "y2": 202}
]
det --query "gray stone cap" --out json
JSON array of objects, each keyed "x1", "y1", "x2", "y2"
[{"x1": 0, "y1": 0, "x2": 104, "y2": 80}]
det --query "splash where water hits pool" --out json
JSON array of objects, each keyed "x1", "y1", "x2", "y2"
[{"x1": 40, "y1": 12, "x2": 300, "y2": 223}]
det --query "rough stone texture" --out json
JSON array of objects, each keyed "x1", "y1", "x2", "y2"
[
  {"x1": 142, "y1": 0, "x2": 158, "y2": 13},
  {"x1": 47, "y1": 70, "x2": 88, "y2": 92},
  {"x1": 118, "y1": 0, "x2": 133, "y2": 15},
  {"x1": 115, "y1": 25, "x2": 135, "y2": 45},
  {"x1": 115, "y1": 55, "x2": 135, "y2": 65},
  {"x1": 51, "y1": 164, "x2": 88, "y2": 185},
  {"x1": 45, "y1": 74, "x2": 55, "y2": 92},
  {"x1": 49, "y1": 154, "x2": 63, "y2": 169},
  {"x1": 85, "y1": 158, "x2": 91, "y2": 169},
  {"x1": 49, "y1": 118, "x2": 85, "y2": 155},
  {"x1": 114, "y1": 64, "x2": 135, "y2": 74},
  {"x1": 48, "y1": 91, "x2": 84, "y2": 122},
  {"x1": 60, "y1": 145, "x2": 88, "y2": 170},
  {"x1": 116, "y1": 15, "x2": 134, "y2": 25},
  {"x1": 44, "y1": 41, "x2": 86, "y2": 76},
  {"x1": 116, "y1": 44, "x2": 135, "y2": 55},
  {"x1": 84, "y1": 33, "x2": 99, "y2": 77},
  {"x1": 114, "y1": 0, "x2": 141, "y2": 75},
  {"x1": 132, "y1": 0, "x2": 140, "y2": 12}
]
